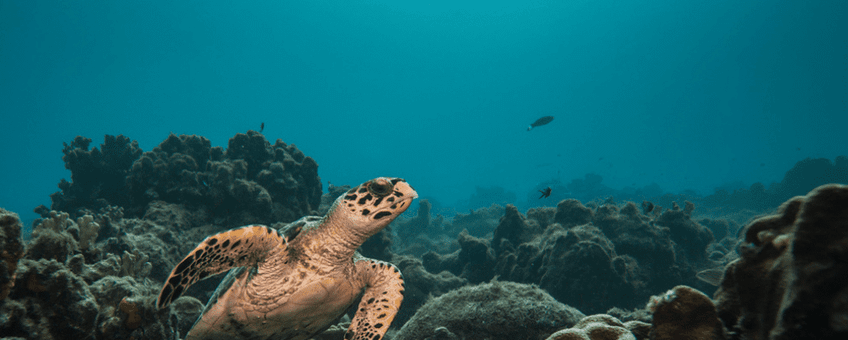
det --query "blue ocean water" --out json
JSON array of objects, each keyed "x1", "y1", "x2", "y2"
[{"x1": 2, "y1": 0, "x2": 846, "y2": 226}]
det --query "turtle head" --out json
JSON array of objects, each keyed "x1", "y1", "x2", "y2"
[{"x1": 334, "y1": 177, "x2": 417, "y2": 237}]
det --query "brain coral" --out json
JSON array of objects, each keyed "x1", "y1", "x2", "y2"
[
  {"x1": 545, "y1": 314, "x2": 644, "y2": 340},
  {"x1": 715, "y1": 183, "x2": 848, "y2": 339},
  {"x1": 394, "y1": 280, "x2": 584, "y2": 340}
]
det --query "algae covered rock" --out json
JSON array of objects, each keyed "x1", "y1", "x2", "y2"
[{"x1": 395, "y1": 280, "x2": 584, "y2": 340}]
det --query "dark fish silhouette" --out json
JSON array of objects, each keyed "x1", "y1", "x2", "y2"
[
  {"x1": 528, "y1": 116, "x2": 554, "y2": 131},
  {"x1": 538, "y1": 187, "x2": 552, "y2": 199},
  {"x1": 260, "y1": 122, "x2": 265, "y2": 133},
  {"x1": 642, "y1": 201, "x2": 654, "y2": 214}
]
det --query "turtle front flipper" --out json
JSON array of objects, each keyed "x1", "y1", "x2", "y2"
[
  {"x1": 346, "y1": 258, "x2": 405, "y2": 340},
  {"x1": 157, "y1": 225, "x2": 286, "y2": 309}
]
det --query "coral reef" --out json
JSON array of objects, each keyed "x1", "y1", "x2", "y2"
[
  {"x1": 654, "y1": 201, "x2": 714, "y2": 264},
  {"x1": 74, "y1": 214, "x2": 101, "y2": 251},
  {"x1": 0, "y1": 208, "x2": 25, "y2": 301},
  {"x1": 0, "y1": 212, "x2": 207, "y2": 340},
  {"x1": 423, "y1": 230, "x2": 496, "y2": 284},
  {"x1": 492, "y1": 204, "x2": 543, "y2": 254},
  {"x1": 15, "y1": 130, "x2": 844, "y2": 340},
  {"x1": 422, "y1": 199, "x2": 715, "y2": 314},
  {"x1": 394, "y1": 202, "x2": 501, "y2": 258},
  {"x1": 50, "y1": 135, "x2": 142, "y2": 215},
  {"x1": 396, "y1": 199, "x2": 437, "y2": 241},
  {"x1": 554, "y1": 199, "x2": 594, "y2": 228},
  {"x1": 317, "y1": 182, "x2": 352, "y2": 215},
  {"x1": 394, "y1": 280, "x2": 585, "y2": 340},
  {"x1": 447, "y1": 204, "x2": 502, "y2": 237},
  {"x1": 25, "y1": 211, "x2": 78, "y2": 262},
  {"x1": 1, "y1": 259, "x2": 99, "y2": 339},
  {"x1": 715, "y1": 183, "x2": 848, "y2": 339},
  {"x1": 51, "y1": 131, "x2": 322, "y2": 226}
]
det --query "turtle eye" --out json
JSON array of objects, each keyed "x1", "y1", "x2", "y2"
[{"x1": 367, "y1": 178, "x2": 394, "y2": 197}]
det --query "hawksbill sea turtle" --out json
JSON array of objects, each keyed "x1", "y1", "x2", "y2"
[{"x1": 157, "y1": 177, "x2": 417, "y2": 340}]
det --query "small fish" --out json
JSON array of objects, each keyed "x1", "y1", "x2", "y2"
[
  {"x1": 538, "y1": 187, "x2": 552, "y2": 199},
  {"x1": 527, "y1": 116, "x2": 554, "y2": 131},
  {"x1": 260, "y1": 122, "x2": 265, "y2": 133},
  {"x1": 696, "y1": 268, "x2": 725, "y2": 286}
]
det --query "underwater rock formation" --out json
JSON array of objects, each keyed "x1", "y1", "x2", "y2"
[
  {"x1": 394, "y1": 280, "x2": 584, "y2": 340},
  {"x1": 715, "y1": 183, "x2": 848, "y2": 339}
]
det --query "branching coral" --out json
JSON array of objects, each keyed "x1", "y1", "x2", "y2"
[
  {"x1": 120, "y1": 249, "x2": 152, "y2": 279},
  {"x1": 26, "y1": 211, "x2": 77, "y2": 262},
  {"x1": 34, "y1": 210, "x2": 72, "y2": 234},
  {"x1": 76, "y1": 214, "x2": 100, "y2": 251}
]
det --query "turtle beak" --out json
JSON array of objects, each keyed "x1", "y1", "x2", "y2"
[
  {"x1": 392, "y1": 179, "x2": 418, "y2": 201},
  {"x1": 395, "y1": 180, "x2": 418, "y2": 200}
]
